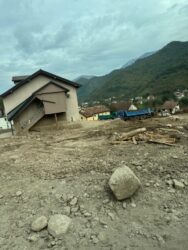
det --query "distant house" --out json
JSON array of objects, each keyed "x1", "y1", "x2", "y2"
[
  {"x1": 1, "y1": 69, "x2": 80, "y2": 133},
  {"x1": 110, "y1": 101, "x2": 137, "y2": 112},
  {"x1": 80, "y1": 105, "x2": 110, "y2": 121},
  {"x1": 162, "y1": 100, "x2": 180, "y2": 114},
  {"x1": 147, "y1": 95, "x2": 155, "y2": 101}
]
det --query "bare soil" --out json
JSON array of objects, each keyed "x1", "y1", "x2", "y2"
[{"x1": 0, "y1": 115, "x2": 188, "y2": 250}]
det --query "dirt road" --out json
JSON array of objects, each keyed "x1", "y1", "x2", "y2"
[{"x1": 0, "y1": 115, "x2": 188, "y2": 250}]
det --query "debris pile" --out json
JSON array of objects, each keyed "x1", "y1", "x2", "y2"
[{"x1": 111, "y1": 127, "x2": 177, "y2": 146}]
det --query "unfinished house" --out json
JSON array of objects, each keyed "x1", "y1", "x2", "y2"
[{"x1": 1, "y1": 69, "x2": 80, "y2": 133}]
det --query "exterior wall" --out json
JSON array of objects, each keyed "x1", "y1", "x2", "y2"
[
  {"x1": 80, "y1": 114, "x2": 87, "y2": 121},
  {"x1": 85, "y1": 111, "x2": 110, "y2": 121},
  {"x1": 31, "y1": 113, "x2": 66, "y2": 130},
  {"x1": 3, "y1": 75, "x2": 80, "y2": 122},
  {"x1": 14, "y1": 101, "x2": 44, "y2": 133},
  {"x1": 129, "y1": 104, "x2": 137, "y2": 111},
  {"x1": 37, "y1": 92, "x2": 67, "y2": 114}
]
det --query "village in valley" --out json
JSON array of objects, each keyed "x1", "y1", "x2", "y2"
[{"x1": 0, "y1": 66, "x2": 188, "y2": 250}]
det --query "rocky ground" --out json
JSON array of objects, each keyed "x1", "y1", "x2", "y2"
[{"x1": 0, "y1": 115, "x2": 188, "y2": 250}]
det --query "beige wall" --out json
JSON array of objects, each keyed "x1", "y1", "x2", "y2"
[
  {"x1": 31, "y1": 113, "x2": 67, "y2": 131},
  {"x1": 3, "y1": 75, "x2": 80, "y2": 122},
  {"x1": 14, "y1": 100, "x2": 45, "y2": 133},
  {"x1": 82, "y1": 111, "x2": 110, "y2": 121}
]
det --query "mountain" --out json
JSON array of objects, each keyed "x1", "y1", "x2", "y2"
[
  {"x1": 121, "y1": 51, "x2": 155, "y2": 68},
  {"x1": 74, "y1": 75, "x2": 94, "y2": 81},
  {"x1": 77, "y1": 41, "x2": 188, "y2": 103}
]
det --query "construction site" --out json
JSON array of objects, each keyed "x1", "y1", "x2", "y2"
[{"x1": 0, "y1": 114, "x2": 188, "y2": 250}]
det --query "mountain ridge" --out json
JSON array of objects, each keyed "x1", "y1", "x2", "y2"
[{"x1": 77, "y1": 41, "x2": 188, "y2": 103}]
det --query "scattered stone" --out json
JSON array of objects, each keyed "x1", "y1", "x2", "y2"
[
  {"x1": 0, "y1": 194, "x2": 4, "y2": 199},
  {"x1": 64, "y1": 206, "x2": 71, "y2": 216},
  {"x1": 84, "y1": 212, "x2": 92, "y2": 217},
  {"x1": 98, "y1": 232, "x2": 108, "y2": 243},
  {"x1": 108, "y1": 212, "x2": 115, "y2": 221},
  {"x1": 173, "y1": 179, "x2": 185, "y2": 189},
  {"x1": 145, "y1": 183, "x2": 150, "y2": 187},
  {"x1": 131, "y1": 203, "x2": 136, "y2": 208},
  {"x1": 48, "y1": 214, "x2": 72, "y2": 238},
  {"x1": 51, "y1": 241, "x2": 56, "y2": 246},
  {"x1": 71, "y1": 207, "x2": 79, "y2": 213},
  {"x1": 109, "y1": 166, "x2": 141, "y2": 200},
  {"x1": 70, "y1": 197, "x2": 78, "y2": 206},
  {"x1": 91, "y1": 235, "x2": 99, "y2": 244},
  {"x1": 31, "y1": 216, "x2": 48, "y2": 232},
  {"x1": 16, "y1": 191, "x2": 22, "y2": 197},
  {"x1": 99, "y1": 219, "x2": 107, "y2": 226},
  {"x1": 166, "y1": 180, "x2": 173, "y2": 186},
  {"x1": 28, "y1": 234, "x2": 39, "y2": 242},
  {"x1": 122, "y1": 202, "x2": 127, "y2": 209},
  {"x1": 102, "y1": 198, "x2": 109, "y2": 205}
]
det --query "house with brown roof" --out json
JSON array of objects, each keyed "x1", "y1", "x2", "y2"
[
  {"x1": 1, "y1": 69, "x2": 80, "y2": 133},
  {"x1": 162, "y1": 100, "x2": 180, "y2": 114},
  {"x1": 110, "y1": 101, "x2": 137, "y2": 112},
  {"x1": 80, "y1": 105, "x2": 110, "y2": 121}
]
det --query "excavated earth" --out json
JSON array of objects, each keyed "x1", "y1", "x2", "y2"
[{"x1": 0, "y1": 115, "x2": 188, "y2": 250}]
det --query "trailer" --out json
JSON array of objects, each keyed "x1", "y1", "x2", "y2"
[{"x1": 121, "y1": 108, "x2": 154, "y2": 120}]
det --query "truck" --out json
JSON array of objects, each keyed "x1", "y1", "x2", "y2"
[{"x1": 98, "y1": 108, "x2": 154, "y2": 120}]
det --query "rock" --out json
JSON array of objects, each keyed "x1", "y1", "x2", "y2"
[
  {"x1": 122, "y1": 202, "x2": 127, "y2": 209},
  {"x1": 16, "y1": 191, "x2": 22, "y2": 197},
  {"x1": 173, "y1": 179, "x2": 185, "y2": 189},
  {"x1": 103, "y1": 199, "x2": 110, "y2": 204},
  {"x1": 31, "y1": 216, "x2": 48, "y2": 232},
  {"x1": 91, "y1": 235, "x2": 99, "y2": 244},
  {"x1": 28, "y1": 234, "x2": 39, "y2": 242},
  {"x1": 109, "y1": 166, "x2": 141, "y2": 200},
  {"x1": 131, "y1": 203, "x2": 136, "y2": 208},
  {"x1": 0, "y1": 195, "x2": 4, "y2": 199},
  {"x1": 84, "y1": 212, "x2": 92, "y2": 217},
  {"x1": 70, "y1": 197, "x2": 78, "y2": 206},
  {"x1": 166, "y1": 180, "x2": 173, "y2": 186},
  {"x1": 98, "y1": 232, "x2": 108, "y2": 243},
  {"x1": 48, "y1": 214, "x2": 72, "y2": 238},
  {"x1": 108, "y1": 212, "x2": 115, "y2": 221},
  {"x1": 64, "y1": 206, "x2": 71, "y2": 216}
]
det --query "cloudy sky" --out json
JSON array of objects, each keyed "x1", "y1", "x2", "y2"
[{"x1": 0, "y1": 0, "x2": 188, "y2": 92}]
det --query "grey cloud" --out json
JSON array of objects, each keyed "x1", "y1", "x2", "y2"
[{"x1": 0, "y1": 0, "x2": 188, "y2": 92}]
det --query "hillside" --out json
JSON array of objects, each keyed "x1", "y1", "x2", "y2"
[
  {"x1": 121, "y1": 51, "x2": 155, "y2": 68},
  {"x1": 77, "y1": 41, "x2": 188, "y2": 103}
]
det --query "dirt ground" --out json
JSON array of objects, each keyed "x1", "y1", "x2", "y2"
[{"x1": 0, "y1": 115, "x2": 188, "y2": 250}]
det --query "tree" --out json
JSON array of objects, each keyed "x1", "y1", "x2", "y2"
[{"x1": 179, "y1": 97, "x2": 188, "y2": 107}]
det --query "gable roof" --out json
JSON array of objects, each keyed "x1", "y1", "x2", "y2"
[
  {"x1": 1, "y1": 69, "x2": 80, "y2": 97},
  {"x1": 7, "y1": 81, "x2": 69, "y2": 121},
  {"x1": 162, "y1": 100, "x2": 178, "y2": 109},
  {"x1": 80, "y1": 105, "x2": 110, "y2": 118}
]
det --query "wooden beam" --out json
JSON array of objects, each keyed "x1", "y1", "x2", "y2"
[{"x1": 54, "y1": 113, "x2": 58, "y2": 129}]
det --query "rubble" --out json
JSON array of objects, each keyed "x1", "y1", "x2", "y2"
[
  {"x1": 111, "y1": 127, "x2": 177, "y2": 146},
  {"x1": 109, "y1": 166, "x2": 141, "y2": 200}
]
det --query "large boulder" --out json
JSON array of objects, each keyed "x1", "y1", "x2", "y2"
[
  {"x1": 109, "y1": 166, "x2": 141, "y2": 200},
  {"x1": 48, "y1": 214, "x2": 72, "y2": 238}
]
